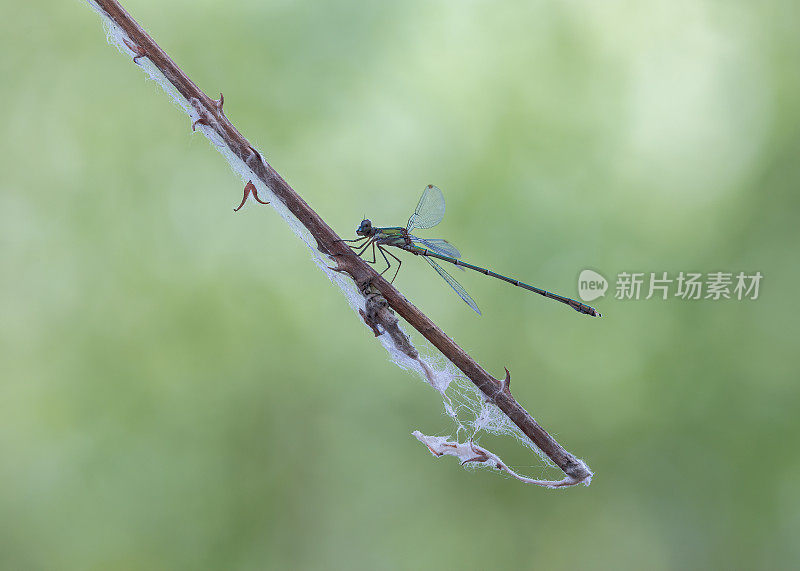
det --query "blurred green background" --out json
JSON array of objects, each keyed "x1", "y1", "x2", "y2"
[{"x1": 2, "y1": 0, "x2": 798, "y2": 569}]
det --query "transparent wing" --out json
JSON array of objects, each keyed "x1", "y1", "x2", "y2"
[
  {"x1": 408, "y1": 236, "x2": 462, "y2": 259},
  {"x1": 425, "y1": 257, "x2": 481, "y2": 315},
  {"x1": 406, "y1": 185, "x2": 446, "y2": 232}
]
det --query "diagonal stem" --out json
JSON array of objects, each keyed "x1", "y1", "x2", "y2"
[{"x1": 88, "y1": 0, "x2": 592, "y2": 486}]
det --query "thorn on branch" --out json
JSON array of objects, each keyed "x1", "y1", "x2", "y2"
[
  {"x1": 460, "y1": 442, "x2": 491, "y2": 465},
  {"x1": 233, "y1": 180, "x2": 269, "y2": 212},
  {"x1": 122, "y1": 38, "x2": 147, "y2": 64},
  {"x1": 499, "y1": 367, "x2": 512, "y2": 395},
  {"x1": 191, "y1": 116, "x2": 208, "y2": 131},
  {"x1": 484, "y1": 367, "x2": 513, "y2": 404},
  {"x1": 423, "y1": 442, "x2": 443, "y2": 457},
  {"x1": 214, "y1": 92, "x2": 225, "y2": 115}
]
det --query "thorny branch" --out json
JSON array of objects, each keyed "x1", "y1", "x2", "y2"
[{"x1": 89, "y1": 0, "x2": 593, "y2": 488}]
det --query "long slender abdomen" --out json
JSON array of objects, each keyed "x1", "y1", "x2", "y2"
[{"x1": 415, "y1": 248, "x2": 601, "y2": 317}]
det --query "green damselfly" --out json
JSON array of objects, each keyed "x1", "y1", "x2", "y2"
[{"x1": 343, "y1": 185, "x2": 601, "y2": 317}]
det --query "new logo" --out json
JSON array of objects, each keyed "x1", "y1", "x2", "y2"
[{"x1": 578, "y1": 269, "x2": 608, "y2": 302}]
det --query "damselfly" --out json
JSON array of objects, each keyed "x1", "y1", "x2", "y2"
[{"x1": 342, "y1": 185, "x2": 601, "y2": 317}]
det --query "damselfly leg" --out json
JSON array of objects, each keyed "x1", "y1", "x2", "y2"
[{"x1": 376, "y1": 244, "x2": 402, "y2": 283}]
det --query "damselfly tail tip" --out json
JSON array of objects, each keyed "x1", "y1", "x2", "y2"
[{"x1": 570, "y1": 300, "x2": 601, "y2": 317}]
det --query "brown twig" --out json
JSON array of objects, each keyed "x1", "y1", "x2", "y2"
[{"x1": 88, "y1": 0, "x2": 592, "y2": 487}]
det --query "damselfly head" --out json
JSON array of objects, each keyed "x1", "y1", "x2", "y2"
[{"x1": 356, "y1": 219, "x2": 373, "y2": 236}]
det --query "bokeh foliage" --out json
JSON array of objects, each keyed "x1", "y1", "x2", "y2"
[{"x1": 1, "y1": 0, "x2": 798, "y2": 568}]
